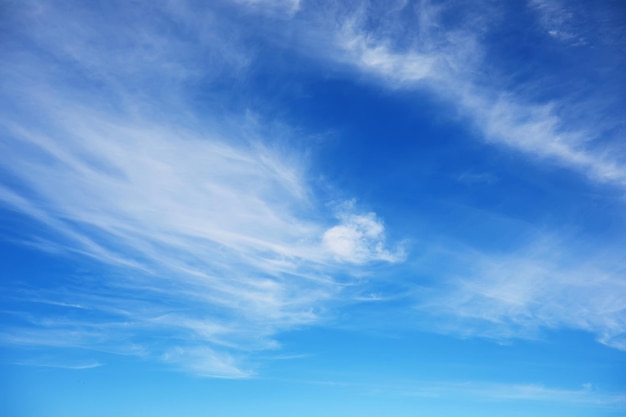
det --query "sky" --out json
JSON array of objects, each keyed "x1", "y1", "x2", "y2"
[{"x1": 1, "y1": 0, "x2": 625, "y2": 416}]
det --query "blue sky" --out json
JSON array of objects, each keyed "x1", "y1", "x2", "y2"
[{"x1": 1, "y1": 0, "x2": 626, "y2": 415}]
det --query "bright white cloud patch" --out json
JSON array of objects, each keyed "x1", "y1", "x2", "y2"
[{"x1": 323, "y1": 209, "x2": 402, "y2": 264}]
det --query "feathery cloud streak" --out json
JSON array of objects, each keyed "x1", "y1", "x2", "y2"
[
  {"x1": 309, "y1": 0, "x2": 626, "y2": 186},
  {"x1": 2, "y1": 0, "x2": 625, "y2": 382},
  {"x1": 416, "y1": 239, "x2": 626, "y2": 349},
  {"x1": 258, "y1": 0, "x2": 626, "y2": 347},
  {"x1": 0, "y1": 0, "x2": 401, "y2": 377}
]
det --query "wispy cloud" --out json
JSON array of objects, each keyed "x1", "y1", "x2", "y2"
[
  {"x1": 405, "y1": 380, "x2": 626, "y2": 408},
  {"x1": 416, "y1": 238, "x2": 626, "y2": 349},
  {"x1": 162, "y1": 347, "x2": 252, "y2": 379},
  {"x1": 299, "y1": 0, "x2": 626, "y2": 187},
  {"x1": 529, "y1": 0, "x2": 584, "y2": 44},
  {"x1": 2, "y1": 0, "x2": 624, "y2": 380},
  {"x1": 407, "y1": 380, "x2": 622, "y2": 405},
  {"x1": 246, "y1": 0, "x2": 626, "y2": 349},
  {"x1": 0, "y1": 0, "x2": 400, "y2": 377},
  {"x1": 274, "y1": 376, "x2": 626, "y2": 408}
]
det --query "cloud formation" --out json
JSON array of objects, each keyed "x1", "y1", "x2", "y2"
[
  {"x1": 323, "y1": 203, "x2": 403, "y2": 264},
  {"x1": 417, "y1": 238, "x2": 626, "y2": 350},
  {"x1": 299, "y1": 0, "x2": 626, "y2": 187},
  {"x1": 266, "y1": 0, "x2": 626, "y2": 349},
  {"x1": 0, "y1": 0, "x2": 400, "y2": 377},
  {"x1": 1, "y1": 0, "x2": 624, "y2": 382}
]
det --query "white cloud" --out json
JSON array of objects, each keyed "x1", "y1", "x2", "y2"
[
  {"x1": 1, "y1": 99, "x2": 403, "y2": 374},
  {"x1": 337, "y1": 29, "x2": 439, "y2": 86},
  {"x1": 3, "y1": 0, "x2": 624, "y2": 378},
  {"x1": 162, "y1": 347, "x2": 252, "y2": 379},
  {"x1": 457, "y1": 90, "x2": 626, "y2": 185},
  {"x1": 323, "y1": 205, "x2": 403, "y2": 264},
  {"x1": 418, "y1": 239, "x2": 626, "y2": 349},
  {"x1": 304, "y1": 0, "x2": 626, "y2": 187},
  {"x1": 0, "y1": 0, "x2": 401, "y2": 377}
]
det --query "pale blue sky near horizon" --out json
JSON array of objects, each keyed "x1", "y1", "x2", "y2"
[{"x1": 1, "y1": 0, "x2": 626, "y2": 416}]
